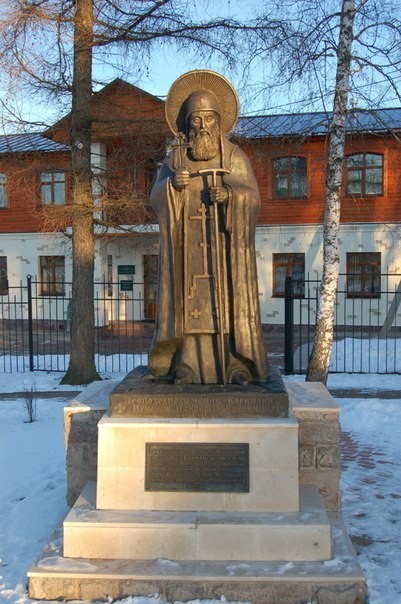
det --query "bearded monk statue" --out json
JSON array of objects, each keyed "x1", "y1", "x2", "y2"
[{"x1": 149, "y1": 70, "x2": 269, "y2": 385}]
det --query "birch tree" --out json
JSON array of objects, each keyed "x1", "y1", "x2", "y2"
[
  {"x1": 246, "y1": 0, "x2": 401, "y2": 384},
  {"x1": 305, "y1": 0, "x2": 356, "y2": 383}
]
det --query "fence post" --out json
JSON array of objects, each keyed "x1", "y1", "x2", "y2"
[
  {"x1": 284, "y1": 276, "x2": 294, "y2": 374},
  {"x1": 27, "y1": 275, "x2": 34, "y2": 372}
]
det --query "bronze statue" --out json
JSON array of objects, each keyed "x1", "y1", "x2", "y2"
[{"x1": 149, "y1": 70, "x2": 269, "y2": 385}]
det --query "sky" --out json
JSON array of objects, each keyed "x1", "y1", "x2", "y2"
[
  {"x1": 4, "y1": 0, "x2": 401, "y2": 134},
  {"x1": 3, "y1": 0, "x2": 266, "y2": 130},
  {"x1": 2, "y1": 0, "x2": 401, "y2": 137},
  {"x1": 0, "y1": 353, "x2": 401, "y2": 603}
]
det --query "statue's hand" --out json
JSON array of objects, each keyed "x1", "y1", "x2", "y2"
[
  {"x1": 173, "y1": 168, "x2": 190, "y2": 191},
  {"x1": 210, "y1": 186, "x2": 228, "y2": 204}
]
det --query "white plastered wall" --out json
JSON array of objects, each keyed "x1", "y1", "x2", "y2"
[
  {"x1": 256, "y1": 222, "x2": 401, "y2": 326},
  {"x1": 3, "y1": 218, "x2": 401, "y2": 328}
]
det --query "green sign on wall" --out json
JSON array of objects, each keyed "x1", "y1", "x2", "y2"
[
  {"x1": 118, "y1": 265, "x2": 135, "y2": 275},
  {"x1": 120, "y1": 280, "x2": 133, "y2": 291}
]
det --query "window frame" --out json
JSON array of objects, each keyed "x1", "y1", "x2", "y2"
[
  {"x1": 39, "y1": 255, "x2": 65, "y2": 296},
  {"x1": 0, "y1": 173, "x2": 7, "y2": 208},
  {"x1": 346, "y1": 252, "x2": 381, "y2": 298},
  {"x1": 272, "y1": 156, "x2": 307, "y2": 200},
  {"x1": 272, "y1": 252, "x2": 305, "y2": 298},
  {"x1": 0, "y1": 256, "x2": 8, "y2": 295},
  {"x1": 344, "y1": 152, "x2": 384, "y2": 198},
  {"x1": 40, "y1": 171, "x2": 66, "y2": 206}
]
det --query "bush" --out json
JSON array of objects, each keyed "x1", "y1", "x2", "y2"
[{"x1": 24, "y1": 385, "x2": 37, "y2": 423}]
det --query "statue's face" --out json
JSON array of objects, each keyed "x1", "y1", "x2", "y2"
[
  {"x1": 188, "y1": 110, "x2": 220, "y2": 161},
  {"x1": 189, "y1": 111, "x2": 218, "y2": 135}
]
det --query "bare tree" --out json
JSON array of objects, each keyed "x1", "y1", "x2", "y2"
[
  {"x1": 0, "y1": 1, "x2": 284, "y2": 384},
  {"x1": 62, "y1": 0, "x2": 100, "y2": 384}
]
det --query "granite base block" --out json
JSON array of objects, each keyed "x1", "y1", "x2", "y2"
[
  {"x1": 28, "y1": 513, "x2": 367, "y2": 604},
  {"x1": 64, "y1": 482, "x2": 330, "y2": 562}
]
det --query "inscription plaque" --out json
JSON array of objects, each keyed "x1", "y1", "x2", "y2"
[
  {"x1": 145, "y1": 443, "x2": 249, "y2": 492},
  {"x1": 110, "y1": 367, "x2": 289, "y2": 419}
]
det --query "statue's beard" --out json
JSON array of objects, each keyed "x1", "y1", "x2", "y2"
[{"x1": 189, "y1": 127, "x2": 220, "y2": 161}]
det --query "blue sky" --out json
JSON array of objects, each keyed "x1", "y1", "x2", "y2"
[
  {"x1": 2, "y1": 0, "x2": 401, "y2": 132},
  {"x1": 92, "y1": 0, "x2": 269, "y2": 115}
]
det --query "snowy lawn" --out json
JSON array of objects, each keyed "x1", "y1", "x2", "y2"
[{"x1": 0, "y1": 369, "x2": 400, "y2": 604}]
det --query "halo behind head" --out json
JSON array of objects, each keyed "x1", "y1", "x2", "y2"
[{"x1": 165, "y1": 70, "x2": 239, "y2": 136}]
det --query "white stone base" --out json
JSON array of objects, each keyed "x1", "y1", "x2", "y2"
[
  {"x1": 29, "y1": 380, "x2": 368, "y2": 602},
  {"x1": 30, "y1": 512, "x2": 368, "y2": 603},
  {"x1": 96, "y1": 415, "x2": 299, "y2": 512},
  {"x1": 64, "y1": 482, "x2": 331, "y2": 562}
]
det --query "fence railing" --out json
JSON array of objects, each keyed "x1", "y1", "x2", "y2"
[
  {"x1": 284, "y1": 272, "x2": 401, "y2": 374},
  {"x1": 0, "y1": 276, "x2": 150, "y2": 374},
  {"x1": 1, "y1": 273, "x2": 401, "y2": 374}
]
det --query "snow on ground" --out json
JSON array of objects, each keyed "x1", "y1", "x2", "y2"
[
  {"x1": 0, "y1": 358, "x2": 400, "y2": 604},
  {"x1": 294, "y1": 337, "x2": 401, "y2": 374},
  {"x1": 339, "y1": 395, "x2": 401, "y2": 602}
]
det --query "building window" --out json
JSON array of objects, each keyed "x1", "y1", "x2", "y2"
[
  {"x1": 272, "y1": 157, "x2": 307, "y2": 199},
  {"x1": 107, "y1": 254, "x2": 113, "y2": 297},
  {"x1": 40, "y1": 256, "x2": 65, "y2": 295},
  {"x1": 40, "y1": 172, "x2": 65, "y2": 205},
  {"x1": 0, "y1": 173, "x2": 7, "y2": 208},
  {"x1": 143, "y1": 160, "x2": 157, "y2": 195},
  {"x1": 347, "y1": 252, "x2": 381, "y2": 297},
  {"x1": 345, "y1": 153, "x2": 383, "y2": 197},
  {"x1": 273, "y1": 253, "x2": 305, "y2": 297},
  {"x1": 0, "y1": 257, "x2": 8, "y2": 295}
]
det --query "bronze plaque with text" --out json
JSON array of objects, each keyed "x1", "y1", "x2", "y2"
[
  {"x1": 110, "y1": 367, "x2": 289, "y2": 419},
  {"x1": 145, "y1": 442, "x2": 249, "y2": 492}
]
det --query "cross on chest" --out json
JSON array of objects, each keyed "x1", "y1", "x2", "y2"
[
  {"x1": 189, "y1": 203, "x2": 210, "y2": 223},
  {"x1": 190, "y1": 308, "x2": 202, "y2": 319},
  {"x1": 189, "y1": 203, "x2": 213, "y2": 263}
]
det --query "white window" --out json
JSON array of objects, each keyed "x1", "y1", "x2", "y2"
[
  {"x1": 272, "y1": 157, "x2": 307, "y2": 199},
  {"x1": 273, "y1": 253, "x2": 305, "y2": 297},
  {"x1": 40, "y1": 172, "x2": 65, "y2": 205},
  {"x1": 0, "y1": 256, "x2": 8, "y2": 295},
  {"x1": 345, "y1": 153, "x2": 383, "y2": 197},
  {"x1": 0, "y1": 173, "x2": 7, "y2": 208},
  {"x1": 347, "y1": 252, "x2": 381, "y2": 298},
  {"x1": 40, "y1": 256, "x2": 65, "y2": 295}
]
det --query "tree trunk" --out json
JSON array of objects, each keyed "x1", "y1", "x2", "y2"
[
  {"x1": 306, "y1": 0, "x2": 355, "y2": 384},
  {"x1": 62, "y1": 0, "x2": 100, "y2": 384}
]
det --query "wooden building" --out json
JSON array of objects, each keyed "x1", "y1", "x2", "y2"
[{"x1": 1, "y1": 79, "x2": 401, "y2": 326}]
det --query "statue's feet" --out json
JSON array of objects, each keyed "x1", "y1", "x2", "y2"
[
  {"x1": 229, "y1": 371, "x2": 250, "y2": 385},
  {"x1": 174, "y1": 365, "x2": 196, "y2": 385},
  {"x1": 227, "y1": 362, "x2": 252, "y2": 385}
]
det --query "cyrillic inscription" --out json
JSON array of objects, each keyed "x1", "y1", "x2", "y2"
[
  {"x1": 145, "y1": 442, "x2": 249, "y2": 492},
  {"x1": 111, "y1": 395, "x2": 287, "y2": 418}
]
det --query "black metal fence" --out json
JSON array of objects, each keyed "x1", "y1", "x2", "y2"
[
  {"x1": 0, "y1": 276, "x2": 150, "y2": 374},
  {"x1": 284, "y1": 272, "x2": 401, "y2": 374},
  {"x1": 1, "y1": 273, "x2": 401, "y2": 374}
]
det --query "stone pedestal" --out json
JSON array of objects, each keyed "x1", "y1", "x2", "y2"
[
  {"x1": 64, "y1": 481, "x2": 331, "y2": 562},
  {"x1": 96, "y1": 415, "x2": 299, "y2": 512},
  {"x1": 28, "y1": 372, "x2": 368, "y2": 603}
]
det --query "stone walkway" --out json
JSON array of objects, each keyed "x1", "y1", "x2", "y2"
[
  {"x1": 340, "y1": 430, "x2": 378, "y2": 472},
  {"x1": 330, "y1": 387, "x2": 401, "y2": 399},
  {"x1": 0, "y1": 390, "x2": 80, "y2": 401},
  {"x1": 0, "y1": 384, "x2": 399, "y2": 400}
]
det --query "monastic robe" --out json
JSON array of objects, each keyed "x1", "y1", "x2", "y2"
[{"x1": 149, "y1": 137, "x2": 269, "y2": 381}]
